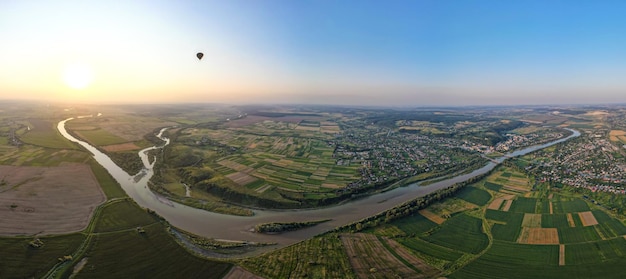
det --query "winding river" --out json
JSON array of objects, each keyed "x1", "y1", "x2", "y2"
[{"x1": 58, "y1": 117, "x2": 579, "y2": 256}]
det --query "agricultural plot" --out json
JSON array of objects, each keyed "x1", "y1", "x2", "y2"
[
  {"x1": 393, "y1": 213, "x2": 438, "y2": 235},
  {"x1": 592, "y1": 210, "x2": 626, "y2": 237},
  {"x1": 509, "y1": 197, "x2": 537, "y2": 213},
  {"x1": 419, "y1": 209, "x2": 446, "y2": 224},
  {"x1": 399, "y1": 237, "x2": 464, "y2": 262},
  {"x1": 542, "y1": 214, "x2": 569, "y2": 228},
  {"x1": 488, "y1": 211, "x2": 524, "y2": 242},
  {"x1": 522, "y1": 213, "x2": 542, "y2": 228},
  {"x1": 565, "y1": 238, "x2": 626, "y2": 265},
  {"x1": 452, "y1": 241, "x2": 560, "y2": 279},
  {"x1": 609, "y1": 130, "x2": 626, "y2": 143},
  {"x1": 383, "y1": 238, "x2": 439, "y2": 278},
  {"x1": 341, "y1": 233, "x2": 424, "y2": 278},
  {"x1": 501, "y1": 199, "x2": 512, "y2": 211},
  {"x1": 555, "y1": 200, "x2": 591, "y2": 213},
  {"x1": 486, "y1": 168, "x2": 531, "y2": 193},
  {"x1": 488, "y1": 198, "x2": 504, "y2": 210},
  {"x1": 483, "y1": 181, "x2": 502, "y2": 192},
  {"x1": 215, "y1": 143, "x2": 359, "y2": 194},
  {"x1": 559, "y1": 226, "x2": 602, "y2": 244},
  {"x1": 423, "y1": 213, "x2": 488, "y2": 254},
  {"x1": 0, "y1": 164, "x2": 105, "y2": 235},
  {"x1": 0, "y1": 146, "x2": 90, "y2": 167},
  {"x1": 455, "y1": 186, "x2": 491, "y2": 206},
  {"x1": 241, "y1": 235, "x2": 355, "y2": 279},
  {"x1": 578, "y1": 211, "x2": 598, "y2": 226},
  {"x1": 517, "y1": 227, "x2": 559, "y2": 244}
]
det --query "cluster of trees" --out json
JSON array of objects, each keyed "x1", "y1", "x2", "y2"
[
  {"x1": 366, "y1": 111, "x2": 475, "y2": 127},
  {"x1": 178, "y1": 167, "x2": 215, "y2": 185},
  {"x1": 108, "y1": 152, "x2": 145, "y2": 175},
  {"x1": 333, "y1": 169, "x2": 493, "y2": 233},
  {"x1": 254, "y1": 219, "x2": 330, "y2": 234},
  {"x1": 568, "y1": 186, "x2": 626, "y2": 215},
  {"x1": 195, "y1": 178, "x2": 299, "y2": 209}
]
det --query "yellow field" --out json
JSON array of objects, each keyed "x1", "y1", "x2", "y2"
[{"x1": 609, "y1": 130, "x2": 626, "y2": 142}]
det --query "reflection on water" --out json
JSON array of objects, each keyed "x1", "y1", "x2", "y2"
[{"x1": 58, "y1": 118, "x2": 579, "y2": 256}]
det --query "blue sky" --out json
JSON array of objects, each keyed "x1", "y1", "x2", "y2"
[{"x1": 1, "y1": 0, "x2": 626, "y2": 106}]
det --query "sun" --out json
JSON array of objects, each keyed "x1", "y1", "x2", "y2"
[{"x1": 63, "y1": 63, "x2": 93, "y2": 90}]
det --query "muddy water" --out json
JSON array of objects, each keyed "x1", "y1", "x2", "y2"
[{"x1": 58, "y1": 117, "x2": 579, "y2": 256}]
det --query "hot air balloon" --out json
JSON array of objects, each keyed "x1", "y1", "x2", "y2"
[{"x1": 196, "y1": 52, "x2": 204, "y2": 60}]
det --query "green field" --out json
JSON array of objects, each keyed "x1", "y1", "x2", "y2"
[
  {"x1": 509, "y1": 197, "x2": 537, "y2": 213},
  {"x1": 393, "y1": 213, "x2": 439, "y2": 235},
  {"x1": 89, "y1": 160, "x2": 127, "y2": 199},
  {"x1": 75, "y1": 225, "x2": 231, "y2": 278},
  {"x1": 451, "y1": 241, "x2": 559, "y2": 278},
  {"x1": 75, "y1": 128, "x2": 128, "y2": 146},
  {"x1": 483, "y1": 181, "x2": 502, "y2": 192},
  {"x1": 553, "y1": 200, "x2": 591, "y2": 213},
  {"x1": 541, "y1": 214, "x2": 570, "y2": 228},
  {"x1": 423, "y1": 213, "x2": 489, "y2": 254},
  {"x1": 592, "y1": 210, "x2": 626, "y2": 236},
  {"x1": 20, "y1": 119, "x2": 76, "y2": 149},
  {"x1": 488, "y1": 211, "x2": 523, "y2": 242},
  {"x1": 0, "y1": 234, "x2": 85, "y2": 278},
  {"x1": 93, "y1": 200, "x2": 159, "y2": 233},
  {"x1": 241, "y1": 234, "x2": 355, "y2": 279},
  {"x1": 455, "y1": 186, "x2": 491, "y2": 206},
  {"x1": 559, "y1": 226, "x2": 602, "y2": 244},
  {"x1": 400, "y1": 237, "x2": 464, "y2": 262}
]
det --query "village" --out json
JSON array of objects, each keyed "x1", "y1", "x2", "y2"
[{"x1": 525, "y1": 130, "x2": 626, "y2": 194}]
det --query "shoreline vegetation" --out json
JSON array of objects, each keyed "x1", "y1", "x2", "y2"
[
  {"x1": 169, "y1": 227, "x2": 276, "y2": 257},
  {"x1": 148, "y1": 182, "x2": 255, "y2": 216},
  {"x1": 254, "y1": 219, "x2": 332, "y2": 234},
  {"x1": 331, "y1": 167, "x2": 496, "y2": 234}
]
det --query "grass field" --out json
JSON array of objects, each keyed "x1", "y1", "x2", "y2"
[
  {"x1": 455, "y1": 186, "x2": 491, "y2": 206},
  {"x1": 71, "y1": 198, "x2": 232, "y2": 278},
  {"x1": 93, "y1": 200, "x2": 159, "y2": 233},
  {"x1": 89, "y1": 160, "x2": 127, "y2": 199},
  {"x1": 75, "y1": 225, "x2": 232, "y2": 278},
  {"x1": 74, "y1": 128, "x2": 128, "y2": 146},
  {"x1": 20, "y1": 118, "x2": 77, "y2": 149},
  {"x1": 0, "y1": 234, "x2": 85, "y2": 278}
]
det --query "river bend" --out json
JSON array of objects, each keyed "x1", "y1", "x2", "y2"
[{"x1": 58, "y1": 117, "x2": 579, "y2": 256}]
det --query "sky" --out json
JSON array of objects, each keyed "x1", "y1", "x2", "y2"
[{"x1": 2, "y1": 0, "x2": 626, "y2": 106}]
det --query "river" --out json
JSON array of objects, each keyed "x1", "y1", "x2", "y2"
[{"x1": 58, "y1": 117, "x2": 579, "y2": 256}]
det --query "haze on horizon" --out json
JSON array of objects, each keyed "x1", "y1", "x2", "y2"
[{"x1": 2, "y1": 0, "x2": 626, "y2": 107}]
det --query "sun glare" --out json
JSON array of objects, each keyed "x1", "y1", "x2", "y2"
[{"x1": 63, "y1": 63, "x2": 93, "y2": 90}]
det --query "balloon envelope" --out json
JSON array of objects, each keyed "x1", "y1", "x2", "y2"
[{"x1": 196, "y1": 52, "x2": 204, "y2": 60}]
